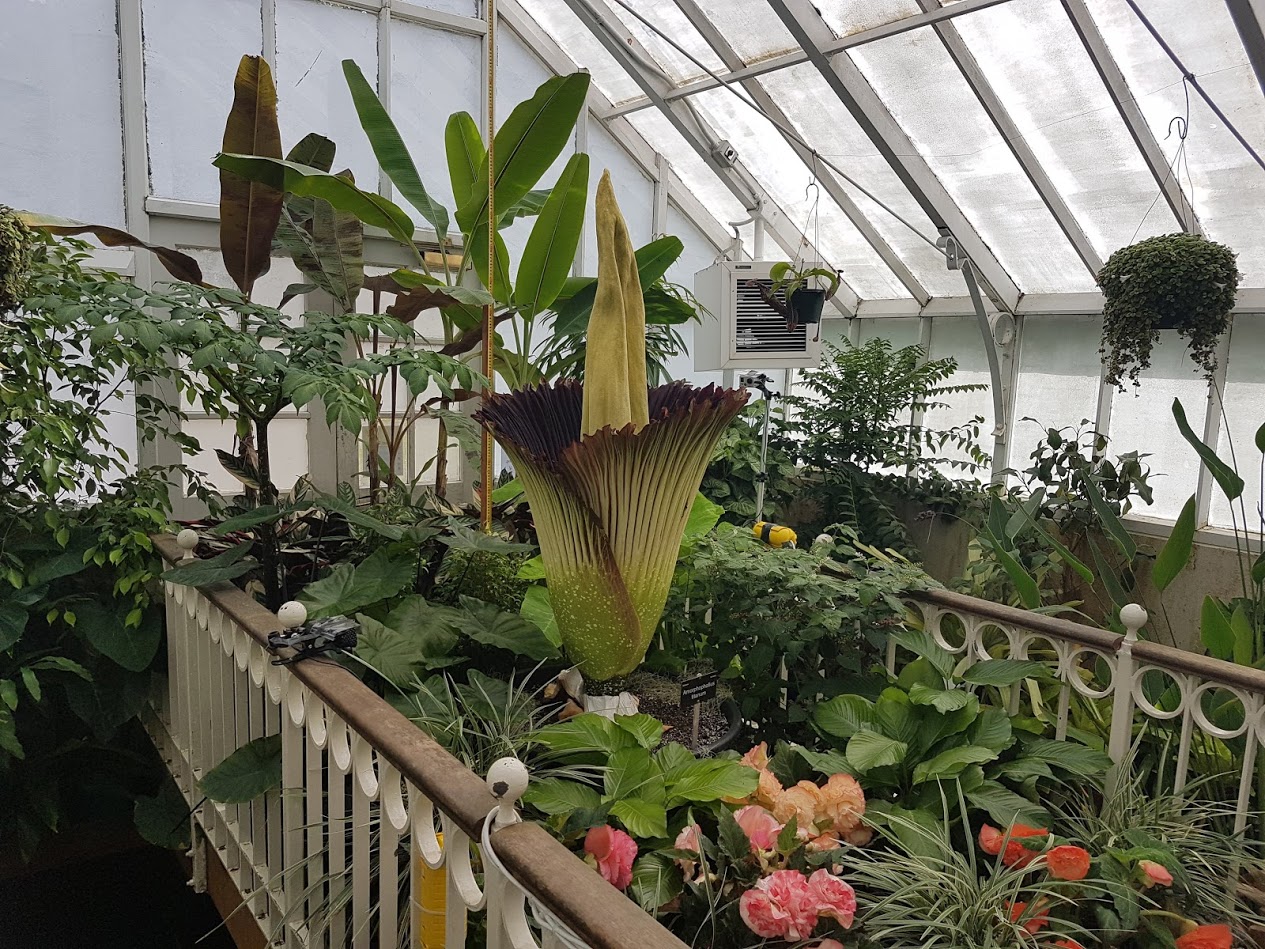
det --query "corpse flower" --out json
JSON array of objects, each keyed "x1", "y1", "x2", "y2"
[{"x1": 476, "y1": 172, "x2": 746, "y2": 680}]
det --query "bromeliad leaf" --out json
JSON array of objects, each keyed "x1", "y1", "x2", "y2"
[
  {"x1": 200, "y1": 735, "x2": 282, "y2": 804},
  {"x1": 161, "y1": 543, "x2": 255, "y2": 587}
]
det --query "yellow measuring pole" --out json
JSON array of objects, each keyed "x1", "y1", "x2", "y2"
[{"x1": 413, "y1": 833, "x2": 446, "y2": 947}]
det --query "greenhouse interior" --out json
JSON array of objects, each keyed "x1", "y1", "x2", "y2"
[{"x1": 6, "y1": 0, "x2": 1265, "y2": 946}]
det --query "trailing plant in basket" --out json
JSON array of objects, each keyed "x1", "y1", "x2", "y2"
[{"x1": 1099, "y1": 233, "x2": 1239, "y2": 389}]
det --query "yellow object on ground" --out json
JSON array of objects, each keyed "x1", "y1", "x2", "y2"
[{"x1": 754, "y1": 522, "x2": 797, "y2": 549}]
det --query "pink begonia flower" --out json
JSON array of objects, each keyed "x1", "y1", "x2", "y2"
[
  {"x1": 673, "y1": 823, "x2": 702, "y2": 881},
  {"x1": 584, "y1": 825, "x2": 637, "y2": 891},
  {"x1": 808, "y1": 869, "x2": 857, "y2": 928},
  {"x1": 735, "y1": 805, "x2": 783, "y2": 851},
  {"x1": 811, "y1": 942, "x2": 846, "y2": 949},
  {"x1": 1139, "y1": 859, "x2": 1174, "y2": 888},
  {"x1": 739, "y1": 869, "x2": 820, "y2": 940}
]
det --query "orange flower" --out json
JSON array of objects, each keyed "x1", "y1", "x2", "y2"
[
  {"x1": 1007, "y1": 900, "x2": 1049, "y2": 934},
  {"x1": 816, "y1": 772, "x2": 866, "y2": 836},
  {"x1": 1175, "y1": 924, "x2": 1233, "y2": 949},
  {"x1": 1138, "y1": 859, "x2": 1174, "y2": 888},
  {"x1": 979, "y1": 823, "x2": 1048, "y2": 868},
  {"x1": 740, "y1": 743, "x2": 771, "y2": 770},
  {"x1": 1046, "y1": 845, "x2": 1091, "y2": 881},
  {"x1": 772, "y1": 782, "x2": 821, "y2": 831},
  {"x1": 755, "y1": 768, "x2": 784, "y2": 810}
]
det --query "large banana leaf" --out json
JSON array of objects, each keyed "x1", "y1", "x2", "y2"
[
  {"x1": 513, "y1": 153, "x2": 588, "y2": 316},
  {"x1": 342, "y1": 60, "x2": 449, "y2": 240},
  {"x1": 1152, "y1": 495, "x2": 1196, "y2": 593},
  {"x1": 455, "y1": 73, "x2": 591, "y2": 235},
  {"x1": 445, "y1": 111, "x2": 483, "y2": 215},
  {"x1": 19, "y1": 214, "x2": 203, "y2": 285},
  {"x1": 219, "y1": 55, "x2": 284, "y2": 297},
  {"x1": 212, "y1": 155, "x2": 416, "y2": 252},
  {"x1": 469, "y1": 223, "x2": 512, "y2": 305},
  {"x1": 500, "y1": 189, "x2": 552, "y2": 225},
  {"x1": 551, "y1": 236, "x2": 684, "y2": 335},
  {"x1": 1172, "y1": 397, "x2": 1244, "y2": 502}
]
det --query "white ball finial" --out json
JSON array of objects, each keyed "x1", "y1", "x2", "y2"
[
  {"x1": 176, "y1": 528, "x2": 199, "y2": 561},
  {"x1": 1119, "y1": 603, "x2": 1148, "y2": 640},
  {"x1": 278, "y1": 601, "x2": 308, "y2": 629},
  {"x1": 487, "y1": 757, "x2": 529, "y2": 829},
  {"x1": 815, "y1": 533, "x2": 833, "y2": 548}
]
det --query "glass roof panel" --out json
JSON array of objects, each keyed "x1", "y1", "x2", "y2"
[
  {"x1": 815, "y1": 0, "x2": 922, "y2": 39},
  {"x1": 515, "y1": 0, "x2": 644, "y2": 104},
  {"x1": 689, "y1": 88, "x2": 912, "y2": 299},
  {"x1": 950, "y1": 0, "x2": 1180, "y2": 257},
  {"x1": 603, "y1": 0, "x2": 726, "y2": 85},
  {"x1": 625, "y1": 109, "x2": 748, "y2": 226},
  {"x1": 848, "y1": 27, "x2": 1096, "y2": 293},
  {"x1": 687, "y1": 0, "x2": 800, "y2": 65},
  {"x1": 760, "y1": 62, "x2": 964, "y2": 296},
  {"x1": 1084, "y1": 0, "x2": 1265, "y2": 286}
]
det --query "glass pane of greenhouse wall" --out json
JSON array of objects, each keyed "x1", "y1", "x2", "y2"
[
  {"x1": 687, "y1": 0, "x2": 799, "y2": 64},
  {"x1": 581, "y1": 122, "x2": 655, "y2": 272},
  {"x1": 1211, "y1": 316, "x2": 1265, "y2": 530},
  {"x1": 925, "y1": 317, "x2": 994, "y2": 477},
  {"x1": 1011, "y1": 315, "x2": 1103, "y2": 468},
  {"x1": 1108, "y1": 335, "x2": 1208, "y2": 522},
  {"x1": 1, "y1": 0, "x2": 125, "y2": 226}
]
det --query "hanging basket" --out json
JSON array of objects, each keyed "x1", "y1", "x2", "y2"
[{"x1": 789, "y1": 287, "x2": 827, "y2": 325}]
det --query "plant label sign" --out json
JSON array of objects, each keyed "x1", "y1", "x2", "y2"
[{"x1": 680, "y1": 671, "x2": 719, "y2": 708}]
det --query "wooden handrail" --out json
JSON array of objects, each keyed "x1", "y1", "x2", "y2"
[{"x1": 155, "y1": 534, "x2": 687, "y2": 949}]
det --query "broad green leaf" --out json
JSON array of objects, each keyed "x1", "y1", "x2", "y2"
[
  {"x1": 513, "y1": 152, "x2": 589, "y2": 315},
  {"x1": 161, "y1": 543, "x2": 255, "y2": 587},
  {"x1": 134, "y1": 781, "x2": 191, "y2": 850},
  {"x1": 1254, "y1": 550, "x2": 1265, "y2": 586},
  {"x1": 1019, "y1": 737, "x2": 1111, "y2": 778},
  {"x1": 907, "y1": 684, "x2": 973, "y2": 713},
  {"x1": 0, "y1": 605, "x2": 26, "y2": 651},
  {"x1": 813, "y1": 694, "x2": 876, "y2": 739},
  {"x1": 302, "y1": 178, "x2": 366, "y2": 308},
  {"x1": 308, "y1": 495, "x2": 405, "y2": 540},
  {"x1": 991, "y1": 544, "x2": 1041, "y2": 609},
  {"x1": 614, "y1": 713, "x2": 666, "y2": 750},
  {"x1": 967, "y1": 707, "x2": 1013, "y2": 754},
  {"x1": 342, "y1": 59, "x2": 449, "y2": 239},
  {"x1": 20, "y1": 214, "x2": 204, "y2": 284},
  {"x1": 1173, "y1": 398, "x2": 1244, "y2": 501},
  {"x1": 1257, "y1": 421, "x2": 1265, "y2": 455},
  {"x1": 284, "y1": 131, "x2": 336, "y2": 173},
  {"x1": 533, "y1": 713, "x2": 637, "y2": 756},
  {"x1": 354, "y1": 615, "x2": 433, "y2": 685},
  {"x1": 664, "y1": 759, "x2": 757, "y2": 808},
  {"x1": 516, "y1": 556, "x2": 546, "y2": 581},
  {"x1": 63, "y1": 663, "x2": 148, "y2": 741},
  {"x1": 888, "y1": 628, "x2": 954, "y2": 680},
  {"x1": 678, "y1": 493, "x2": 723, "y2": 559},
  {"x1": 500, "y1": 188, "x2": 552, "y2": 225},
  {"x1": 846, "y1": 730, "x2": 907, "y2": 773},
  {"x1": 960, "y1": 659, "x2": 1050, "y2": 687},
  {"x1": 456, "y1": 72, "x2": 591, "y2": 234},
  {"x1": 381, "y1": 596, "x2": 461, "y2": 658},
  {"x1": 1153, "y1": 495, "x2": 1196, "y2": 592},
  {"x1": 1231, "y1": 603, "x2": 1255, "y2": 666},
  {"x1": 491, "y1": 478, "x2": 523, "y2": 504},
  {"x1": 522, "y1": 777, "x2": 602, "y2": 815},
  {"x1": 911, "y1": 745, "x2": 997, "y2": 785},
  {"x1": 966, "y1": 780, "x2": 1049, "y2": 828},
  {"x1": 795, "y1": 746, "x2": 857, "y2": 778},
  {"x1": 439, "y1": 523, "x2": 535, "y2": 555},
  {"x1": 716, "y1": 805, "x2": 752, "y2": 862},
  {"x1": 200, "y1": 735, "x2": 282, "y2": 804},
  {"x1": 604, "y1": 747, "x2": 660, "y2": 801},
  {"x1": 1082, "y1": 474, "x2": 1138, "y2": 560},
  {"x1": 444, "y1": 111, "x2": 483, "y2": 216},
  {"x1": 468, "y1": 223, "x2": 512, "y2": 304},
  {"x1": 551, "y1": 236, "x2": 684, "y2": 335},
  {"x1": 452, "y1": 596, "x2": 559, "y2": 661},
  {"x1": 219, "y1": 55, "x2": 284, "y2": 296},
  {"x1": 298, "y1": 547, "x2": 413, "y2": 619},
  {"x1": 654, "y1": 741, "x2": 695, "y2": 776},
  {"x1": 519, "y1": 584, "x2": 560, "y2": 647},
  {"x1": 629, "y1": 853, "x2": 682, "y2": 913},
  {"x1": 1201, "y1": 595, "x2": 1234, "y2": 660},
  {"x1": 990, "y1": 758, "x2": 1054, "y2": 786},
  {"x1": 211, "y1": 505, "x2": 285, "y2": 535},
  {"x1": 212, "y1": 154, "x2": 416, "y2": 250},
  {"x1": 76, "y1": 601, "x2": 161, "y2": 672}
]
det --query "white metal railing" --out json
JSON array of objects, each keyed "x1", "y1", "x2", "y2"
[
  {"x1": 905, "y1": 589, "x2": 1265, "y2": 832},
  {"x1": 149, "y1": 534, "x2": 685, "y2": 949}
]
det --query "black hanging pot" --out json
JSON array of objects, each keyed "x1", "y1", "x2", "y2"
[
  {"x1": 1152, "y1": 311, "x2": 1184, "y2": 331},
  {"x1": 789, "y1": 287, "x2": 827, "y2": 325}
]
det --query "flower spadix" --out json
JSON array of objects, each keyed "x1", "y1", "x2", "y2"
[{"x1": 475, "y1": 172, "x2": 746, "y2": 680}]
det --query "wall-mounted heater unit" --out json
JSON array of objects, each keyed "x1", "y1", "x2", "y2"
[{"x1": 693, "y1": 260, "x2": 825, "y2": 371}]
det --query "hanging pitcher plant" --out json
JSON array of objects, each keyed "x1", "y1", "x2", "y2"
[{"x1": 476, "y1": 172, "x2": 747, "y2": 680}]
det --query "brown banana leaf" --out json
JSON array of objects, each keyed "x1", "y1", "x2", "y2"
[
  {"x1": 220, "y1": 55, "x2": 284, "y2": 298},
  {"x1": 18, "y1": 214, "x2": 204, "y2": 285}
]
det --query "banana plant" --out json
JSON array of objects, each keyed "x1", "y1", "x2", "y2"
[{"x1": 475, "y1": 174, "x2": 748, "y2": 681}]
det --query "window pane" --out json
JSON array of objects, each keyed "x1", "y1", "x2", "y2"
[
  {"x1": 1012, "y1": 315, "x2": 1103, "y2": 468},
  {"x1": 951, "y1": 0, "x2": 1180, "y2": 256},
  {"x1": 605, "y1": 0, "x2": 725, "y2": 85},
  {"x1": 925, "y1": 317, "x2": 994, "y2": 476},
  {"x1": 1108, "y1": 334, "x2": 1207, "y2": 522},
  {"x1": 515, "y1": 0, "x2": 645, "y2": 104},
  {"x1": 760, "y1": 63, "x2": 963, "y2": 296},
  {"x1": 1085, "y1": 0, "x2": 1265, "y2": 285},
  {"x1": 849, "y1": 29, "x2": 1095, "y2": 293},
  {"x1": 1211, "y1": 316, "x2": 1265, "y2": 529},
  {"x1": 276, "y1": 0, "x2": 380, "y2": 188},
  {"x1": 815, "y1": 0, "x2": 921, "y2": 39},
  {"x1": 627, "y1": 110, "x2": 748, "y2": 226},
  {"x1": 687, "y1": 0, "x2": 799, "y2": 64}
]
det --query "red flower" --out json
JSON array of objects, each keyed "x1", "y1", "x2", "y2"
[
  {"x1": 1008, "y1": 900, "x2": 1049, "y2": 934},
  {"x1": 980, "y1": 823, "x2": 1048, "y2": 868},
  {"x1": 1052, "y1": 941, "x2": 1084, "y2": 949},
  {"x1": 1175, "y1": 924, "x2": 1233, "y2": 949},
  {"x1": 1139, "y1": 859, "x2": 1174, "y2": 888},
  {"x1": 584, "y1": 825, "x2": 637, "y2": 890},
  {"x1": 1046, "y1": 845, "x2": 1091, "y2": 881}
]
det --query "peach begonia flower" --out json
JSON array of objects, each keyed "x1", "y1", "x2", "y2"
[
  {"x1": 1138, "y1": 859, "x2": 1174, "y2": 888},
  {"x1": 1007, "y1": 900, "x2": 1049, "y2": 935},
  {"x1": 1174, "y1": 924, "x2": 1233, "y2": 949},
  {"x1": 772, "y1": 781, "x2": 821, "y2": 831},
  {"x1": 755, "y1": 768, "x2": 785, "y2": 810},
  {"x1": 1046, "y1": 845, "x2": 1091, "y2": 881},
  {"x1": 727, "y1": 742, "x2": 784, "y2": 808},
  {"x1": 673, "y1": 823, "x2": 702, "y2": 881},
  {"x1": 738, "y1": 869, "x2": 819, "y2": 940},
  {"x1": 584, "y1": 825, "x2": 637, "y2": 891},
  {"x1": 810, "y1": 942, "x2": 845, "y2": 949},
  {"x1": 979, "y1": 823, "x2": 1048, "y2": 868},
  {"x1": 735, "y1": 805, "x2": 783, "y2": 852},
  {"x1": 740, "y1": 742, "x2": 771, "y2": 770},
  {"x1": 816, "y1": 772, "x2": 866, "y2": 836},
  {"x1": 808, "y1": 869, "x2": 856, "y2": 929}
]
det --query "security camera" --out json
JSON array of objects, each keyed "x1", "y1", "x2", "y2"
[{"x1": 710, "y1": 140, "x2": 739, "y2": 167}]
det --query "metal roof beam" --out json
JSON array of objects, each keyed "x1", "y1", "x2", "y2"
[
  {"x1": 556, "y1": 0, "x2": 861, "y2": 314},
  {"x1": 1060, "y1": 0, "x2": 1202, "y2": 234},
  {"x1": 1225, "y1": 0, "x2": 1265, "y2": 102},
  {"x1": 673, "y1": 0, "x2": 930, "y2": 304},
  {"x1": 766, "y1": 0, "x2": 1022, "y2": 312},
  {"x1": 604, "y1": 0, "x2": 1016, "y2": 119},
  {"x1": 914, "y1": 0, "x2": 1103, "y2": 278}
]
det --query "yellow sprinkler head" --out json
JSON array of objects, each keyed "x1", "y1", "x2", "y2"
[{"x1": 754, "y1": 522, "x2": 797, "y2": 549}]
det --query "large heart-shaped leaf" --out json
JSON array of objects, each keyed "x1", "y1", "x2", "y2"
[
  {"x1": 200, "y1": 735, "x2": 282, "y2": 804},
  {"x1": 342, "y1": 59, "x2": 449, "y2": 240},
  {"x1": 513, "y1": 152, "x2": 589, "y2": 316},
  {"x1": 76, "y1": 601, "x2": 161, "y2": 673},
  {"x1": 161, "y1": 543, "x2": 255, "y2": 587},
  {"x1": 219, "y1": 55, "x2": 284, "y2": 297},
  {"x1": 298, "y1": 547, "x2": 413, "y2": 619},
  {"x1": 452, "y1": 596, "x2": 559, "y2": 661}
]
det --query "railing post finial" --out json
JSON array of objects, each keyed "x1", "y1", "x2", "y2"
[
  {"x1": 1119, "y1": 603, "x2": 1147, "y2": 642},
  {"x1": 176, "y1": 528, "x2": 199, "y2": 562},
  {"x1": 278, "y1": 601, "x2": 307, "y2": 629},
  {"x1": 487, "y1": 757, "x2": 528, "y2": 830}
]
